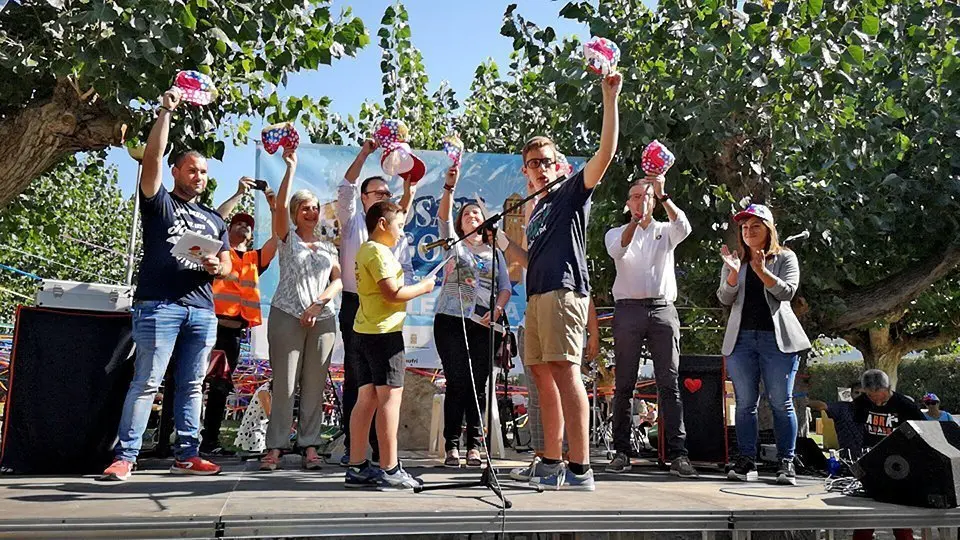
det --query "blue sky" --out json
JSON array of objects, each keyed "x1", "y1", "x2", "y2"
[{"x1": 106, "y1": 1, "x2": 609, "y2": 202}]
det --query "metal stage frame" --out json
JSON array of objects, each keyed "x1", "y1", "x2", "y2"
[{"x1": 1, "y1": 457, "x2": 959, "y2": 539}]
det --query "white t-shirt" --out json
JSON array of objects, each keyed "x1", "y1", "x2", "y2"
[
  {"x1": 336, "y1": 178, "x2": 413, "y2": 293},
  {"x1": 604, "y1": 211, "x2": 692, "y2": 302},
  {"x1": 271, "y1": 230, "x2": 338, "y2": 319}
]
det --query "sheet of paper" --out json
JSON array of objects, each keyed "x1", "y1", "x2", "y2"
[
  {"x1": 424, "y1": 252, "x2": 456, "y2": 281},
  {"x1": 170, "y1": 230, "x2": 222, "y2": 264}
]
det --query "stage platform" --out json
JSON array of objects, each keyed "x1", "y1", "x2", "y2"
[{"x1": 1, "y1": 452, "x2": 959, "y2": 539}]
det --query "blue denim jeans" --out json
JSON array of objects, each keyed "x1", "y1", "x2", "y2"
[
  {"x1": 114, "y1": 301, "x2": 217, "y2": 462},
  {"x1": 726, "y1": 330, "x2": 799, "y2": 461}
]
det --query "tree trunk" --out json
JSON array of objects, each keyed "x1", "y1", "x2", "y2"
[
  {"x1": 855, "y1": 325, "x2": 907, "y2": 390},
  {"x1": 0, "y1": 78, "x2": 126, "y2": 208}
]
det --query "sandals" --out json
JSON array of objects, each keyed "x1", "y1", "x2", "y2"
[
  {"x1": 259, "y1": 453, "x2": 280, "y2": 471},
  {"x1": 303, "y1": 454, "x2": 323, "y2": 470},
  {"x1": 465, "y1": 449, "x2": 483, "y2": 467}
]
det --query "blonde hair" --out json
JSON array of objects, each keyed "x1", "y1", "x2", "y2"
[
  {"x1": 521, "y1": 136, "x2": 558, "y2": 162},
  {"x1": 289, "y1": 189, "x2": 319, "y2": 226},
  {"x1": 737, "y1": 216, "x2": 785, "y2": 262}
]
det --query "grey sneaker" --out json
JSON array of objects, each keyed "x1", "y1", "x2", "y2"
[
  {"x1": 670, "y1": 456, "x2": 699, "y2": 479},
  {"x1": 444, "y1": 449, "x2": 461, "y2": 468},
  {"x1": 530, "y1": 464, "x2": 596, "y2": 491},
  {"x1": 378, "y1": 464, "x2": 423, "y2": 491},
  {"x1": 509, "y1": 455, "x2": 542, "y2": 482},
  {"x1": 776, "y1": 459, "x2": 796, "y2": 485},
  {"x1": 604, "y1": 452, "x2": 632, "y2": 473},
  {"x1": 465, "y1": 449, "x2": 482, "y2": 467}
]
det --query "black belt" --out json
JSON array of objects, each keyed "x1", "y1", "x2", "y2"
[{"x1": 615, "y1": 298, "x2": 672, "y2": 307}]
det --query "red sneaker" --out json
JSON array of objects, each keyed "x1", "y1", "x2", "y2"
[
  {"x1": 170, "y1": 456, "x2": 221, "y2": 476},
  {"x1": 99, "y1": 459, "x2": 134, "y2": 481}
]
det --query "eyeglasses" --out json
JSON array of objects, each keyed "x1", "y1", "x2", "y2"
[
  {"x1": 363, "y1": 189, "x2": 393, "y2": 199},
  {"x1": 524, "y1": 158, "x2": 556, "y2": 170}
]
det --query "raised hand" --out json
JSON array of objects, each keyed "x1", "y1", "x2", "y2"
[
  {"x1": 263, "y1": 187, "x2": 277, "y2": 210},
  {"x1": 646, "y1": 173, "x2": 666, "y2": 198},
  {"x1": 444, "y1": 165, "x2": 460, "y2": 187},
  {"x1": 162, "y1": 87, "x2": 183, "y2": 111},
  {"x1": 237, "y1": 176, "x2": 255, "y2": 194},
  {"x1": 361, "y1": 138, "x2": 378, "y2": 155},
  {"x1": 721, "y1": 244, "x2": 741, "y2": 275},
  {"x1": 749, "y1": 248, "x2": 768, "y2": 274},
  {"x1": 602, "y1": 71, "x2": 623, "y2": 99},
  {"x1": 282, "y1": 148, "x2": 297, "y2": 169}
]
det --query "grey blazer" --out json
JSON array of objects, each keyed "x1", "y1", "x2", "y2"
[{"x1": 717, "y1": 249, "x2": 811, "y2": 356}]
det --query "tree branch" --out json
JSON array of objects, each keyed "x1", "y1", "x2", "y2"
[
  {"x1": 899, "y1": 324, "x2": 960, "y2": 354},
  {"x1": 827, "y1": 243, "x2": 960, "y2": 332}
]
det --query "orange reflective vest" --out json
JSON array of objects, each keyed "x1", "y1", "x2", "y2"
[{"x1": 213, "y1": 249, "x2": 262, "y2": 327}]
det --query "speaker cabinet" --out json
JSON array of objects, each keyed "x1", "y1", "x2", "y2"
[
  {"x1": 658, "y1": 354, "x2": 729, "y2": 465},
  {"x1": 853, "y1": 420, "x2": 960, "y2": 508},
  {"x1": 0, "y1": 306, "x2": 134, "y2": 474}
]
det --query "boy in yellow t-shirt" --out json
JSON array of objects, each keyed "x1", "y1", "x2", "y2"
[{"x1": 345, "y1": 201, "x2": 435, "y2": 490}]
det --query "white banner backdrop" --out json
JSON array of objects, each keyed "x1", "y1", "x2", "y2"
[{"x1": 250, "y1": 143, "x2": 584, "y2": 369}]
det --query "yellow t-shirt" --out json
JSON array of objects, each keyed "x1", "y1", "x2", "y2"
[{"x1": 354, "y1": 241, "x2": 406, "y2": 334}]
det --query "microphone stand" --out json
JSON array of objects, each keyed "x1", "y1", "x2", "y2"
[{"x1": 413, "y1": 175, "x2": 567, "y2": 506}]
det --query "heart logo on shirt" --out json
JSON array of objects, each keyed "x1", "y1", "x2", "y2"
[{"x1": 683, "y1": 378, "x2": 703, "y2": 393}]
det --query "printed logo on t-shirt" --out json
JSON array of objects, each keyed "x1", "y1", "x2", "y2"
[
  {"x1": 526, "y1": 202, "x2": 552, "y2": 248},
  {"x1": 865, "y1": 411, "x2": 898, "y2": 437},
  {"x1": 166, "y1": 205, "x2": 223, "y2": 271}
]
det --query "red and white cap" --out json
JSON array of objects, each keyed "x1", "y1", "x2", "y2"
[{"x1": 733, "y1": 203, "x2": 774, "y2": 224}]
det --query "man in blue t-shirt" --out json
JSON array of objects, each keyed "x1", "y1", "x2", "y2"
[
  {"x1": 498, "y1": 72, "x2": 622, "y2": 491},
  {"x1": 100, "y1": 87, "x2": 232, "y2": 481}
]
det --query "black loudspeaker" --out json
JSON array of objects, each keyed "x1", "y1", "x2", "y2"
[
  {"x1": 0, "y1": 306, "x2": 134, "y2": 474},
  {"x1": 853, "y1": 420, "x2": 960, "y2": 508},
  {"x1": 659, "y1": 354, "x2": 729, "y2": 464}
]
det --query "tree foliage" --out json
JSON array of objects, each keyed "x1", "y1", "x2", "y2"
[
  {"x1": 494, "y1": 0, "x2": 960, "y2": 384},
  {"x1": 0, "y1": 155, "x2": 134, "y2": 322},
  {"x1": 316, "y1": 0, "x2": 960, "y2": 384},
  {"x1": 0, "y1": 0, "x2": 369, "y2": 207}
]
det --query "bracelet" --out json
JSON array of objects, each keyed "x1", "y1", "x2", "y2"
[
  {"x1": 443, "y1": 183, "x2": 455, "y2": 192},
  {"x1": 158, "y1": 105, "x2": 173, "y2": 114},
  {"x1": 657, "y1": 193, "x2": 671, "y2": 202}
]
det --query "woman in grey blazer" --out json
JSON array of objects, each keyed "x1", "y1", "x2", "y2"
[{"x1": 717, "y1": 204, "x2": 811, "y2": 486}]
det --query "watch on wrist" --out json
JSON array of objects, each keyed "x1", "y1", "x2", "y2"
[{"x1": 657, "y1": 193, "x2": 670, "y2": 202}]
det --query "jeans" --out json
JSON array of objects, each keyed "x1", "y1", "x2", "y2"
[
  {"x1": 338, "y1": 292, "x2": 378, "y2": 457},
  {"x1": 611, "y1": 301, "x2": 686, "y2": 459},
  {"x1": 115, "y1": 301, "x2": 217, "y2": 462},
  {"x1": 726, "y1": 329, "x2": 799, "y2": 461},
  {"x1": 434, "y1": 314, "x2": 492, "y2": 452}
]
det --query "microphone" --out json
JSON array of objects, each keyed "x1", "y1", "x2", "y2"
[
  {"x1": 423, "y1": 238, "x2": 453, "y2": 252},
  {"x1": 783, "y1": 230, "x2": 810, "y2": 244}
]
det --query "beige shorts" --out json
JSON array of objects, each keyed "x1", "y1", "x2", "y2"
[{"x1": 523, "y1": 289, "x2": 589, "y2": 366}]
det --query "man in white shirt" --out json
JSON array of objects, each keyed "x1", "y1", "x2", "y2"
[
  {"x1": 337, "y1": 140, "x2": 417, "y2": 465},
  {"x1": 603, "y1": 174, "x2": 695, "y2": 477}
]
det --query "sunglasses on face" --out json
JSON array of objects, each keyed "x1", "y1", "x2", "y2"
[
  {"x1": 363, "y1": 189, "x2": 393, "y2": 199},
  {"x1": 524, "y1": 158, "x2": 556, "y2": 170}
]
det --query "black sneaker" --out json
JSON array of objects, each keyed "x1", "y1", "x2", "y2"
[
  {"x1": 776, "y1": 459, "x2": 796, "y2": 485},
  {"x1": 604, "y1": 452, "x2": 632, "y2": 473},
  {"x1": 200, "y1": 446, "x2": 236, "y2": 458},
  {"x1": 669, "y1": 456, "x2": 699, "y2": 479},
  {"x1": 726, "y1": 455, "x2": 758, "y2": 482}
]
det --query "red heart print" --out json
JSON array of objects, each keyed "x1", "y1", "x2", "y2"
[{"x1": 683, "y1": 378, "x2": 703, "y2": 393}]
